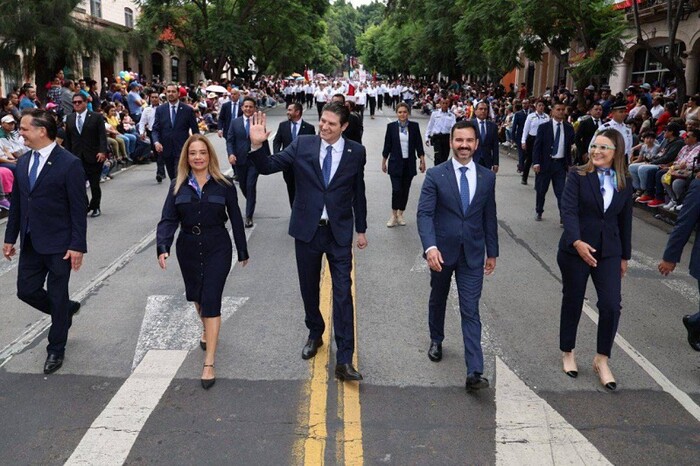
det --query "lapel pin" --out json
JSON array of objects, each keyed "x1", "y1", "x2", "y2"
[
  {"x1": 47, "y1": 161, "x2": 52, "y2": 166},
  {"x1": 348, "y1": 149, "x2": 352, "y2": 152}
]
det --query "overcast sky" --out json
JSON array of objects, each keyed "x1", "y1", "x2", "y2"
[{"x1": 348, "y1": 0, "x2": 383, "y2": 7}]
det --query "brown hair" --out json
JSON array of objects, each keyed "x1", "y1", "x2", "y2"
[
  {"x1": 577, "y1": 129, "x2": 627, "y2": 190},
  {"x1": 174, "y1": 134, "x2": 231, "y2": 193}
]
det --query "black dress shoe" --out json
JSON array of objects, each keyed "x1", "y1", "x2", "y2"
[
  {"x1": 244, "y1": 217, "x2": 254, "y2": 228},
  {"x1": 682, "y1": 315, "x2": 700, "y2": 351},
  {"x1": 70, "y1": 300, "x2": 81, "y2": 316},
  {"x1": 43, "y1": 354, "x2": 63, "y2": 374},
  {"x1": 335, "y1": 363, "x2": 363, "y2": 381},
  {"x1": 465, "y1": 373, "x2": 489, "y2": 390},
  {"x1": 90, "y1": 208, "x2": 101, "y2": 218},
  {"x1": 201, "y1": 364, "x2": 215, "y2": 389},
  {"x1": 301, "y1": 338, "x2": 323, "y2": 360},
  {"x1": 428, "y1": 342, "x2": 442, "y2": 362},
  {"x1": 521, "y1": 179, "x2": 528, "y2": 185},
  {"x1": 535, "y1": 212, "x2": 542, "y2": 221},
  {"x1": 156, "y1": 174, "x2": 163, "y2": 183}
]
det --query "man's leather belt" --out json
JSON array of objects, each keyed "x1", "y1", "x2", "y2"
[{"x1": 183, "y1": 225, "x2": 226, "y2": 235}]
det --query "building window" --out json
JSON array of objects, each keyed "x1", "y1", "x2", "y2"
[
  {"x1": 631, "y1": 42, "x2": 685, "y2": 86},
  {"x1": 90, "y1": 0, "x2": 101, "y2": 18},
  {"x1": 124, "y1": 8, "x2": 134, "y2": 28},
  {"x1": 123, "y1": 51, "x2": 130, "y2": 71},
  {"x1": 171, "y1": 57, "x2": 180, "y2": 83},
  {"x1": 82, "y1": 56, "x2": 92, "y2": 79}
]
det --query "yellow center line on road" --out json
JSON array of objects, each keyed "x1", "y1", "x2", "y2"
[
  {"x1": 341, "y1": 254, "x2": 364, "y2": 465},
  {"x1": 302, "y1": 258, "x2": 333, "y2": 465}
]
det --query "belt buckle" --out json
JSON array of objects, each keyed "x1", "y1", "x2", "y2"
[
  {"x1": 191, "y1": 225, "x2": 202, "y2": 235},
  {"x1": 319, "y1": 219, "x2": 329, "y2": 226}
]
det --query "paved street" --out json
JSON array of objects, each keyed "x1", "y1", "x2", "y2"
[{"x1": 1, "y1": 106, "x2": 699, "y2": 465}]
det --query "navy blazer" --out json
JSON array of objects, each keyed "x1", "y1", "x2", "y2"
[
  {"x1": 417, "y1": 160, "x2": 499, "y2": 268},
  {"x1": 663, "y1": 179, "x2": 700, "y2": 279},
  {"x1": 512, "y1": 110, "x2": 527, "y2": 143},
  {"x1": 226, "y1": 116, "x2": 254, "y2": 165},
  {"x1": 249, "y1": 135, "x2": 367, "y2": 246},
  {"x1": 533, "y1": 120, "x2": 575, "y2": 169},
  {"x1": 559, "y1": 170, "x2": 633, "y2": 260},
  {"x1": 472, "y1": 119, "x2": 500, "y2": 168},
  {"x1": 152, "y1": 103, "x2": 200, "y2": 159},
  {"x1": 382, "y1": 120, "x2": 425, "y2": 177},
  {"x1": 218, "y1": 99, "x2": 243, "y2": 135},
  {"x1": 4, "y1": 145, "x2": 88, "y2": 254},
  {"x1": 273, "y1": 119, "x2": 316, "y2": 152},
  {"x1": 64, "y1": 111, "x2": 108, "y2": 164}
]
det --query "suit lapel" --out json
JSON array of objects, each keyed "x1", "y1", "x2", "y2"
[
  {"x1": 329, "y1": 140, "x2": 353, "y2": 188},
  {"x1": 31, "y1": 147, "x2": 59, "y2": 192},
  {"x1": 311, "y1": 137, "x2": 324, "y2": 187},
  {"x1": 444, "y1": 160, "x2": 463, "y2": 214},
  {"x1": 587, "y1": 172, "x2": 605, "y2": 214}
]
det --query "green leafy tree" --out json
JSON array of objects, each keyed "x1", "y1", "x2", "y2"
[{"x1": 0, "y1": 0, "x2": 126, "y2": 94}]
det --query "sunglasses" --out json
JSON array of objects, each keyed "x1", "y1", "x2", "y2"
[
  {"x1": 72, "y1": 100, "x2": 85, "y2": 104},
  {"x1": 589, "y1": 144, "x2": 616, "y2": 151}
]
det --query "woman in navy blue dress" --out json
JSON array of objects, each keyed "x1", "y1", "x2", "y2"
[
  {"x1": 558, "y1": 129, "x2": 633, "y2": 391},
  {"x1": 157, "y1": 134, "x2": 249, "y2": 389}
]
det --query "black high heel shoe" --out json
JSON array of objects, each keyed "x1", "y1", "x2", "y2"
[
  {"x1": 201, "y1": 364, "x2": 215, "y2": 389},
  {"x1": 593, "y1": 360, "x2": 617, "y2": 391}
]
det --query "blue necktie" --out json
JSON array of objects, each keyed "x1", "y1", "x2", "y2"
[
  {"x1": 292, "y1": 121, "x2": 297, "y2": 140},
  {"x1": 551, "y1": 122, "x2": 561, "y2": 156},
  {"x1": 77, "y1": 114, "x2": 83, "y2": 133},
  {"x1": 322, "y1": 145, "x2": 333, "y2": 187},
  {"x1": 480, "y1": 120, "x2": 486, "y2": 143},
  {"x1": 245, "y1": 118, "x2": 250, "y2": 137},
  {"x1": 29, "y1": 151, "x2": 40, "y2": 190},
  {"x1": 597, "y1": 168, "x2": 617, "y2": 193},
  {"x1": 232, "y1": 103, "x2": 237, "y2": 118},
  {"x1": 170, "y1": 105, "x2": 176, "y2": 125},
  {"x1": 459, "y1": 166, "x2": 470, "y2": 214}
]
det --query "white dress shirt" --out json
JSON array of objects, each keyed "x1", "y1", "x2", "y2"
[
  {"x1": 521, "y1": 112, "x2": 549, "y2": 144},
  {"x1": 550, "y1": 120, "x2": 565, "y2": 159},
  {"x1": 138, "y1": 105, "x2": 157, "y2": 135},
  {"x1": 426, "y1": 110, "x2": 456, "y2": 139},
  {"x1": 27, "y1": 141, "x2": 57, "y2": 178},
  {"x1": 319, "y1": 137, "x2": 345, "y2": 220},
  {"x1": 601, "y1": 171, "x2": 614, "y2": 212}
]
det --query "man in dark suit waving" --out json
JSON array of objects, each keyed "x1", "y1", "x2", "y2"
[
  {"x1": 64, "y1": 92, "x2": 108, "y2": 217},
  {"x1": 152, "y1": 83, "x2": 199, "y2": 181},
  {"x1": 248, "y1": 102, "x2": 368, "y2": 382},
  {"x1": 533, "y1": 101, "x2": 575, "y2": 222},
  {"x1": 417, "y1": 119, "x2": 498, "y2": 391},
  {"x1": 273, "y1": 102, "x2": 316, "y2": 207},
  {"x1": 3, "y1": 109, "x2": 87, "y2": 374},
  {"x1": 472, "y1": 101, "x2": 499, "y2": 172}
]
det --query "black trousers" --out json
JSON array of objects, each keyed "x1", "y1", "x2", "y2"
[
  {"x1": 306, "y1": 94, "x2": 313, "y2": 108},
  {"x1": 392, "y1": 95, "x2": 399, "y2": 109},
  {"x1": 368, "y1": 96, "x2": 376, "y2": 116},
  {"x1": 558, "y1": 250, "x2": 622, "y2": 357},
  {"x1": 283, "y1": 169, "x2": 295, "y2": 208},
  {"x1": 164, "y1": 154, "x2": 178, "y2": 180},
  {"x1": 384, "y1": 93, "x2": 391, "y2": 110},
  {"x1": 522, "y1": 135, "x2": 536, "y2": 182},
  {"x1": 295, "y1": 226, "x2": 355, "y2": 364},
  {"x1": 377, "y1": 94, "x2": 383, "y2": 109},
  {"x1": 535, "y1": 158, "x2": 566, "y2": 216},
  {"x1": 17, "y1": 234, "x2": 73, "y2": 356},
  {"x1": 84, "y1": 162, "x2": 103, "y2": 210},
  {"x1": 390, "y1": 161, "x2": 414, "y2": 210},
  {"x1": 431, "y1": 134, "x2": 451, "y2": 166},
  {"x1": 316, "y1": 101, "x2": 325, "y2": 120}
]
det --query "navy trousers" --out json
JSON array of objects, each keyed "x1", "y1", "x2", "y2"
[
  {"x1": 428, "y1": 250, "x2": 485, "y2": 376},
  {"x1": 558, "y1": 250, "x2": 622, "y2": 357},
  {"x1": 233, "y1": 161, "x2": 258, "y2": 219},
  {"x1": 16, "y1": 234, "x2": 73, "y2": 356},
  {"x1": 295, "y1": 225, "x2": 355, "y2": 364},
  {"x1": 535, "y1": 158, "x2": 567, "y2": 216},
  {"x1": 689, "y1": 280, "x2": 700, "y2": 327}
]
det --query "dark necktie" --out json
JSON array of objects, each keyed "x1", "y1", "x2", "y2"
[
  {"x1": 594, "y1": 119, "x2": 599, "y2": 127},
  {"x1": 245, "y1": 118, "x2": 250, "y2": 137},
  {"x1": 29, "y1": 151, "x2": 41, "y2": 190},
  {"x1": 480, "y1": 120, "x2": 486, "y2": 143},
  {"x1": 292, "y1": 121, "x2": 297, "y2": 140},
  {"x1": 551, "y1": 122, "x2": 561, "y2": 156},
  {"x1": 232, "y1": 102, "x2": 237, "y2": 118},
  {"x1": 170, "y1": 105, "x2": 176, "y2": 125},
  {"x1": 459, "y1": 166, "x2": 470, "y2": 214},
  {"x1": 322, "y1": 145, "x2": 333, "y2": 187}
]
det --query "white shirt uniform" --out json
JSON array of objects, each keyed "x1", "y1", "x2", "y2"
[
  {"x1": 521, "y1": 112, "x2": 550, "y2": 145},
  {"x1": 425, "y1": 110, "x2": 456, "y2": 141},
  {"x1": 598, "y1": 119, "x2": 633, "y2": 158}
]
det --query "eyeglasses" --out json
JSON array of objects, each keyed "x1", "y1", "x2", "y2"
[
  {"x1": 589, "y1": 144, "x2": 616, "y2": 151},
  {"x1": 72, "y1": 100, "x2": 85, "y2": 104}
]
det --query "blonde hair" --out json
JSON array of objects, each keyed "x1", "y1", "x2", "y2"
[
  {"x1": 174, "y1": 134, "x2": 232, "y2": 193},
  {"x1": 577, "y1": 129, "x2": 628, "y2": 191}
]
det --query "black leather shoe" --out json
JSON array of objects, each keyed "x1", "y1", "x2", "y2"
[
  {"x1": 428, "y1": 342, "x2": 442, "y2": 362},
  {"x1": 70, "y1": 300, "x2": 81, "y2": 316},
  {"x1": 43, "y1": 354, "x2": 63, "y2": 374},
  {"x1": 465, "y1": 373, "x2": 489, "y2": 390},
  {"x1": 335, "y1": 363, "x2": 363, "y2": 381},
  {"x1": 521, "y1": 179, "x2": 527, "y2": 185},
  {"x1": 301, "y1": 338, "x2": 323, "y2": 360},
  {"x1": 201, "y1": 364, "x2": 215, "y2": 389},
  {"x1": 682, "y1": 315, "x2": 700, "y2": 351},
  {"x1": 244, "y1": 217, "x2": 254, "y2": 228},
  {"x1": 156, "y1": 174, "x2": 163, "y2": 183},
  {"x1": 535, "y1": 212, "x2": 542, "y2": 221},
  {"x1": 90, "y1": 208, "x2": 101, "y2": 218}
]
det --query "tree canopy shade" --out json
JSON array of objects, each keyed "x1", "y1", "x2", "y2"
[{"x1": 0, "y1": 0, "x2": 127, "y2": 93}]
